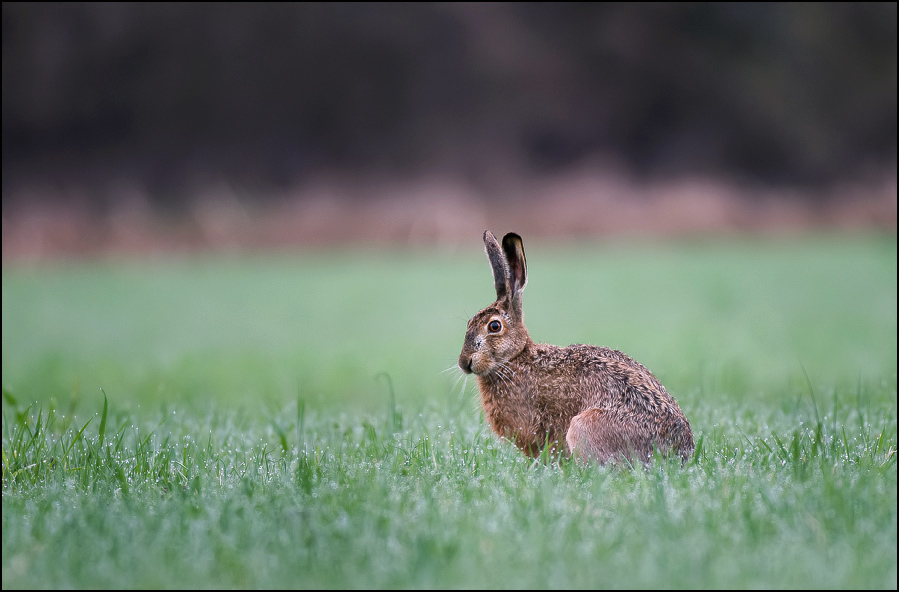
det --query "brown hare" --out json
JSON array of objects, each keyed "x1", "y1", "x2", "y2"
[{"x1": 458, "y1": 231, "x2": 694, "y2": 464}]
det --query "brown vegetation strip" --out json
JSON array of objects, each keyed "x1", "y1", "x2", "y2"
[{"x1": 2, "y1": 171, "x2": 895, "y2": 262}]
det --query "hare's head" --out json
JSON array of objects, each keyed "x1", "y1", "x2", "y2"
[{"x1": 458, "y1": 231, "x2": 531, "y2": 376}]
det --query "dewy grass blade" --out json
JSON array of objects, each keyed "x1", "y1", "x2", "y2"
[
  {"x1": 62, "y1": 416, "x2": 93, "y2": 467},
  {"x1": 98, "y1": 388, "x2": 109, "y2": 451},
  {"x1": 297, "y1": 395, "x2": 306, "y2": 453}
]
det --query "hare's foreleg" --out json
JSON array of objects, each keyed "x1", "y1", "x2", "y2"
[{"x1": 565, "y1": 408, "x2": 653, "y2": 464}]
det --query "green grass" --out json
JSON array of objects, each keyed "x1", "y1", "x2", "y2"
[{"x1": 3, "y1": 235, "x2": 897, "y2": 588}]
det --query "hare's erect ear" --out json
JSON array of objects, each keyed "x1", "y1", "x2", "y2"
[
  {"x1": 483, "y1": 230, "x2": 509, "y2": 301},
  {"x1": 501, "y1": 232, "x2": 527, "y2": 296}
]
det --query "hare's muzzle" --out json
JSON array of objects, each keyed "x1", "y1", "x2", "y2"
[{"x1": 458, "y1": 353, "x2": 474, "y2": 374}]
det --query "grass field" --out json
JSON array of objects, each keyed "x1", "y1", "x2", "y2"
[{"x1": 2, "y1": 235, "x2": 897, "y2": 588}]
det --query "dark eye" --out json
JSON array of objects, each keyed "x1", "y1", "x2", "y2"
[{"x1": 487, "y1": 320, "x2": 502, "y2": 333}]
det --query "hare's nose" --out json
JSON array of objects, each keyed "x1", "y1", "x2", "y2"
[{"x1": 459, "y1": 355, "x2": 473, "y2": 374}]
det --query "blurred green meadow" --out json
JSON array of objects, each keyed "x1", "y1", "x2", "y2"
[{"x1": 2, "y1": 235, "x2": 897, "y2": 588}]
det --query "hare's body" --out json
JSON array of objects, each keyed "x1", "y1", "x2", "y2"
[
  {"x1": 459, "y1": 231, "x2": 694, "y2": 464},
  {"x1": 475, "y1": 341, "x2": 693, "y2": 461}
]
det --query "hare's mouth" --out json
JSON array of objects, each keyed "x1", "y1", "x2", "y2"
[
  {"x1": 458, "y1": 352, "x2": 477, "y2": 374},
  {"x1": 467, "y1": 360, "x2": 510, "y2": 380},
  {"x1": 459, "y1": 353, "x2": 491, "y2": 376}
]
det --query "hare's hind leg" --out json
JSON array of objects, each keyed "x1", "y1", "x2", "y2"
[{"x1": 566, "y1": 408, "x2": 652, "y2": 464}]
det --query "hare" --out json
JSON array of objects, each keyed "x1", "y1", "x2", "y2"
[{"x1": 458, "y1": 231, "x2": 694, "y2": 464}]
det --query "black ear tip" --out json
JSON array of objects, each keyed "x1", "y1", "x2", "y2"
[{"x1": 502, "y1": 232, "x2": 523, "y2": 249}]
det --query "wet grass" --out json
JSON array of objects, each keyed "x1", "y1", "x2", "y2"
[{"x1": 2, "y1": 234, "x2": 897, "y2": 588}]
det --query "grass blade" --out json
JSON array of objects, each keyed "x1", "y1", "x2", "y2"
[{"x1": 98, "y1": 388, "x2": 109, "y2": 450}]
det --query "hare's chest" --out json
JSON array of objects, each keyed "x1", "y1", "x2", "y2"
[
  {"x1": 477, "y1": 381, "x2": 542, "y2": 439},
  {"x1": 487, "y1": 406, "x2": 554, "y2": 458}
]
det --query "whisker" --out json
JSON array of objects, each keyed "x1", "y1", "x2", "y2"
[
  {"x1": 452, "y1": 370, "x2": 466, "y2": 391},
  {"x1": 491, "y1": 363, "x2": 515, "y2": 391},
  {"x1": 495, "y1": 361, "x2": 512, "y2": 378}
]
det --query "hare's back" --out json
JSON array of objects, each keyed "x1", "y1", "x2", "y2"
[{"x1": 548, "y1": 344, "x2": 680, "y2": 412}]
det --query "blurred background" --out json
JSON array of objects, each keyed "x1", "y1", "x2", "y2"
[{"x1": 2, "y1": 2, "x2": 896, "y2": 260}]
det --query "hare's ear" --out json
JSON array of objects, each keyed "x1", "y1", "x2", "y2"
[
  {"x1": 483, "y1": 230, "x2": 509, "y2": 301},
  {"x1": 501, "y1": 232, "x2": 527, "y2": 296}
]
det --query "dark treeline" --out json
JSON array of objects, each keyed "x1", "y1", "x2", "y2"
[{"x1": 2, "y1": 3, "x2": 896, "y2": 208}]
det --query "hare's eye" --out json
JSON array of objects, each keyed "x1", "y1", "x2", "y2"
[{"x1": 487, "y1": 320, "x2": 502, "y2": 333}]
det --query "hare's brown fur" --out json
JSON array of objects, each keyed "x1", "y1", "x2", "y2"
[{"x1": 458, "y1": 231, "x2": 694, "y2": 464}]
